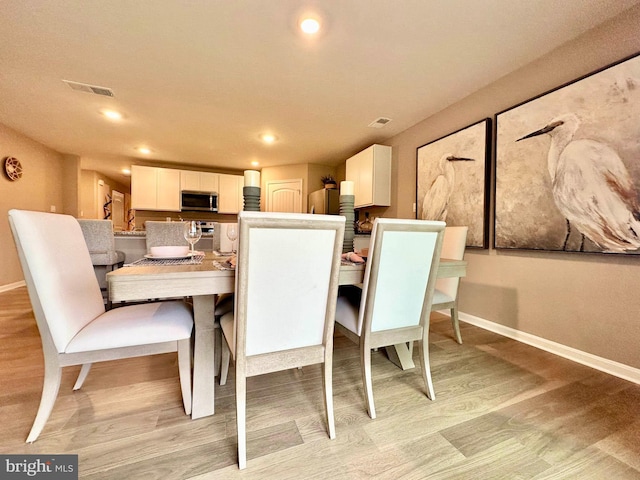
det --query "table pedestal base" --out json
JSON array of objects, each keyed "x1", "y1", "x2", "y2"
[
  {"x1": 385, "y1": 343, "x2": 416, "y2": 370},
  {"x1": 191, "y1": 295, "x2": 216, "y2": 419}
]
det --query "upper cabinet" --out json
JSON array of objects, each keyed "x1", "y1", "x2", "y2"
[
  {"x1": 132, "y1": 166, "x2": 243, "y2": 213},
  {"x1": 218, "y1": 174, "x2": 244, "y2": 214},
  {"x1": 131, "y1": 166, "x2": 181, "y2": 211},
  {"x1": 346, "y1": 144, "x2": 392, "y2": 208},
  {"x1": 180, "y1": 170, "x2": 219, "y2": 193}
]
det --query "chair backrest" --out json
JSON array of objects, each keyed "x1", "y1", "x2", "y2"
[
  {"x1": 8, "y1": 210, "x2": 106, "y2": 354},
  {"x1": 145, "y1": 221, "x2": 188, "y2": 252},
  {"x1": 77, "y1": 219, "x2": 119, "y2": 266},
  {"x1": 358, "y1": 218, "x2": 445, "y2": 335},
  {"x1": 234, "y1": 212, "x2": 345, "y2": 358},
  {"x1": 434, "y1": 226, "x2": 468, "y2": 299}
]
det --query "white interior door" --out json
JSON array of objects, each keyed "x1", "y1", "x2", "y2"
[
  {"x1": 266, "y1": 179, "x2": 303, "y2": 213},
  {"x1": 112, "y1": 190, "x2": 125, "y2": 230}
]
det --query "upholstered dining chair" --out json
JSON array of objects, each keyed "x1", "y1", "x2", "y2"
[
  {"x1": 144, "y1": 220, "x2": 189, "y2": 252},
  {"x1": 334, "y1": 218, "x2": 445, "y2": 419},
  {"x1": 219, "y1": 211, "x2": 345, "y2": 469},
  {"x1": 78, "y1": 219, "x2": 126, "y2": 308},
  {"x1": 8, "y1": 209, "x2": 194, "y2": 443},
  {"x1": 431, "y1": 226, "x2": 468, "y2": 344},
  {"x1": 213, "y1": 222, "x2": 239, "y2": 367}
]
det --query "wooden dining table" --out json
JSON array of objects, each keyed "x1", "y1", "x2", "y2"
[{"x1": 107, "y1": 252, "x2": 466, "y2": 419}]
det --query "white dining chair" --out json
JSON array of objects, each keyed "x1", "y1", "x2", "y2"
[
  {"x1": 219, "y1": 211, "x2": 345, "y2": 469},
  {"x1": 431, "y1": 226, "x2": 468, "y2": 344},
  {"x1": 8, "y1": 209, "x2": 194, "y2": 443},
  {"x1": 334, "y1": 218, "x2": 445, "y2": 419}
]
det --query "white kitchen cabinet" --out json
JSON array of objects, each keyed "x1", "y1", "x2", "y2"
[
  {"x1": 180, "y1": 170, "x2": 219, "y2": 192},
  {"x1": 345, "y1": 144, "x2": 392, "y2": 208},
  {"x1": 200, "y1": 172, "x2": 219, "y2": 192},
  {"x1": 131, "y1": 166, "x2": 156, "y2": 210},
  {"x1": 218, "y1": 174, "x2": 244, "y2": 213},
  {"x1": 180, "y1": 170, "x2": 200, "y2": 191},
  {"x1": 131, "y1": 165, "x2": 180, "y2": 211}
]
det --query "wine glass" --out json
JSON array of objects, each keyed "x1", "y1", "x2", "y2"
[
  {"x1": 183, "y1": 221, "x2": 202, "y2": 255},
  {"x1": 226, "y1": 224, "x2": 238, "y2": 254}
]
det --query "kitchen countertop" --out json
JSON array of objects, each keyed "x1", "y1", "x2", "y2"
[{"x1": 115, "y1": 231, "x2": 215, "y2": 237}]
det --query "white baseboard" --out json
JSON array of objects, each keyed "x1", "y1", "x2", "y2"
[
  {"x1": 0, "y1": 281, "x2": 26, "y2": 293},
  {"x1": 455, "y1": 311, "x2": 640, "y2": 385}
]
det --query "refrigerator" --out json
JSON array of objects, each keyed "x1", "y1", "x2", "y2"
[{"x1": 308, "y1": 188, "x2": 340, "y2": 214}]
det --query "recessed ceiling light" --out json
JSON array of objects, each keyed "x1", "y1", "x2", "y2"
[
  {"x1": 137, "y1": 147, "x2": 152, "y2": 155},
  {"x1": 261, "y1": 134, "x2": 276, "y2": 144},
  {"x1": 300, "y1": 17, "x2": 320, "y2": 34},
  {"x1": 121, "y1": 168, "x2": 131, "y2": 175},
  {"x1": 251, "y1": 161, "x2": 260, "y2": 167},
  {"x1": 101, "y1": 109, "x2": 122, "y2": 120}
]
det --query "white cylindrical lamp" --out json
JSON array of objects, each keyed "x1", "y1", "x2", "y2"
[
  {"x1": 244, "y1": 170, "x2": 260, "y2": 187},
  {"x1": 340, "y1": 181, "x2": 354, "y2": 196}
]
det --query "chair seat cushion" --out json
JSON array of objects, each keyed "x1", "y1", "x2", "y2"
[
  {"x1": 432, "y1": 289, "x2": 454, "y2": 305},
  {"x1": 220, "y1": 312, "x2": 235, "y2": 358},
  {"x1": 65, "y1": 301, "x2": 193, "y2": 353},
  {"x1": 89, "y1": 250, "x2": 123, "y2": 266},
  {"x1": 335, "y1": 285, "x2": 363, "y2": 336}
]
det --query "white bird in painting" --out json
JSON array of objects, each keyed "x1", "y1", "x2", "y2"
[
  {"x1": 517, "y1": 113, "x2": 640, "y2": 252},
  {"x1": 422, "y1": 153, "x2": 474, "y2": 221}
]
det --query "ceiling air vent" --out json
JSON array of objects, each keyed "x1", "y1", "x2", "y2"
[
  {"x1": 368, "y1": 117, "x2": 392, "y2": 128},
  {"x1": 63, "y1": 80, "x2": 114, "y2": 97}
]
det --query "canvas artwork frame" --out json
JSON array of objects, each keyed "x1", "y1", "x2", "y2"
[
  {"x1": 494, "y1": 52, "x2": 640, "y2": 254},
  {"x1": 416, "y1": 118, "x2": 491, "y2": 248}
]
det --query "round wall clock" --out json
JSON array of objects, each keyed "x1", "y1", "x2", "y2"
[{"x1": 4, "y1": 156, "x2": 23, "y2": 181}]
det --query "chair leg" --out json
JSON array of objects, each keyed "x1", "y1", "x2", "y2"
[
  {"x1": 236, "y1": 371, "x2": 247, "y2": 469},
  {"x1": 26, "y1": 363, "x2": 62, "y2": 443},
  {"x1": 418, "y1": 338, "x2": 436, "y2": 401},
  {"x1": 178, "y1": 338, "x2": 192, "y2": 415},
  {"x1": 220, "y1": 335, "x2": 230, "y2": 386},
  {"x1": 360, "y1": 340, "x2": 376, "y2": 419},
  {"x1": 72, "y1": 363, "x2": 92, "y2": 390},
  {"x1": 213, "y1": 321, "x2": 221, "y2": 377},
  {"x1": 451, "y1": 305, "x2": 462, "y2": 344},
  {"x1": 322, "y1": 350, "x2": 336, "y2": 439}
]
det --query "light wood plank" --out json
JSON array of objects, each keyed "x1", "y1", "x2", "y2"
[{"x1": 1, "y1": 286, "x2": 639, "y2": 479}]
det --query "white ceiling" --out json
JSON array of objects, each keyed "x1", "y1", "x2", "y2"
[{"x1": 1, "y1": 1, "x2": 638, "y2": 186}]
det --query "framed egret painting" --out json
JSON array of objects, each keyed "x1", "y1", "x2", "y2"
[
  {"x1": 495, "y1": 52, "x2": 640, "y2": 254},
  {"x1": 416, "y1": 118, "x2": 491, "y2": 248}
]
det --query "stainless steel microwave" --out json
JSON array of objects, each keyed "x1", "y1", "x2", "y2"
[{"x1": 181, "y1": 190, "x2": 218, "y2": 212}]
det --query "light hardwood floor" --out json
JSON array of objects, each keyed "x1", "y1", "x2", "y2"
[{"x1": 1, "y1": 286, "x2": 639, "y2": 479}]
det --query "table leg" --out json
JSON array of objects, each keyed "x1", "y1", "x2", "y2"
[
  {"x1": 385, "y1": 343, "x2": 416, "y2": 370},
  {"x1": 191, "y1": 294, "x2": 216, "y2": 419}
]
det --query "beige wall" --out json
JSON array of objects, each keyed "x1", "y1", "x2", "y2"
[
  {"x1": 0, "y1": 124, "x2": 68, "y2": 287},
  {"x1": 261, "y1": 163, "x2": 337, "y2": 213},
  {"x1": 62, "y1": 154, "x2": 80, "y2": 217},
  {"x1": 386, "y1": 5, "x2": 640, "y2": 369}
]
